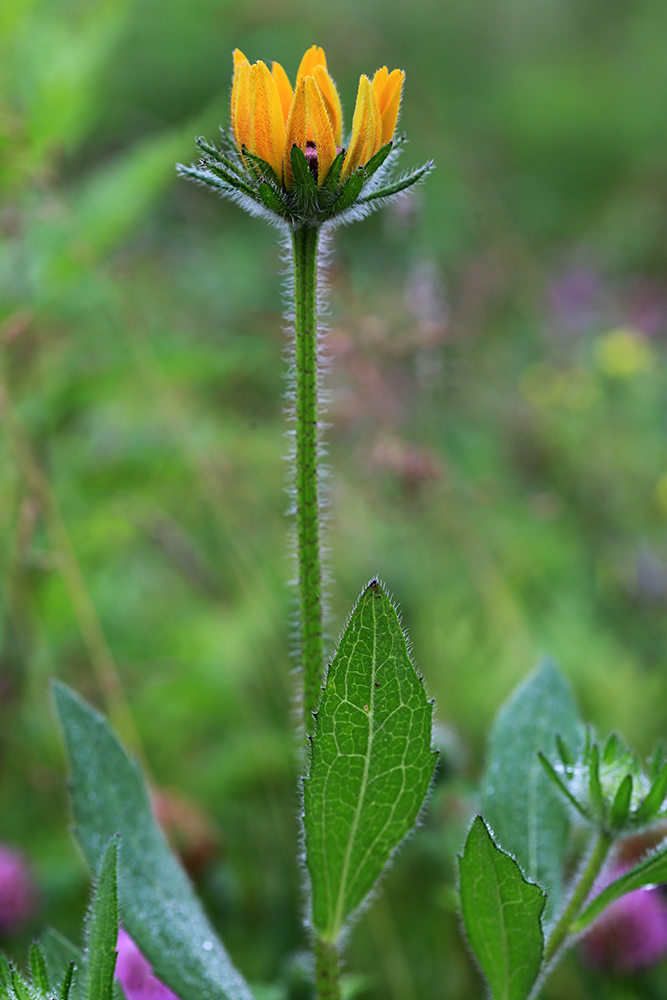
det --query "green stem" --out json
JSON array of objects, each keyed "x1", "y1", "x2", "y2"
[
  {"x1": 314, "y1": 938, "x2": 341, "y2": 1000},
  {"x1": 292, "y1": 223, "x2": 324, "y2": 733},
  {"x1": 543, "y1": 831, "x2": 613, "y2": 967}
]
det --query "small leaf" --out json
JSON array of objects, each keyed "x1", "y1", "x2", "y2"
[
  {"x1": 537, "y1": 752, "x2": 588, "y2": 821},
  {"x1": 239, "y1": 147, "x2": 281, "y2": 189},
  {"x1": 356, "y1": 160, "x2": 433, "y2": 205},
  {"x1": 60, "y1": 965, "x2": 76, "y2": 1000},
  {"x1": 0, "y1": 959, "x2": 11, "y2": 993},
  {"x1": 317, "y1": 150, "x2": 345, "y2": 204},
  {"x1": 85, "y1": 838, "x2": 119, "y2": 1000},
  {"x1": 602, "y1": 732, "x2": 622, "y2": 765},
  {"x1": 303, "y1": 580, "x2": 437, "y2": 943},
  {"x1": 555, "y1": 734, "x2": 573, "y2": 769},
  {"x1": 258, "y1": 182, "x2": 289, "y2": 215},
  {"x1": 289, "y1": 145, "x2": 317, "y2": 211},
  {"x1": 38, "y1": 928, "x2": 82, "y2": 991},
  {"x1": 609, "y1": 774, "x2": 632, "y2": 830},
  {"x1": 362, "y1": 142, "x2": 393, "y2": 181},
  {"x1": 634, "y1": 762, "x2": 667, "y2": 824},
  {"x1": 29, "y1": 945, "x2": 49, "y2": 994},
  {"x1": 573, "y1": 841, "x2": 667, "y2": 933},
  {"x1": 482, "y1": 660, "x2": 583, "y2": 921},
  {"x1": 588, "y1": 743, "x2": 604, "y2": 817},
  {"x1": 458, "y1": 817, "x2": 545, "y2": 1000},
  {"x1": 54, "y1": 682, "x2": 254, "y2": 1000},
  {"x1": 328, "y1": 171, "x2": 364, "y2": 216},
  {"x1": 649, "y1": 740, "x2": 666, "y2": 782}
]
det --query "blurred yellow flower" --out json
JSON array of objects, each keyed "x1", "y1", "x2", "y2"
[
  {"x1": 595, "y1": 327, "x2": 653, "y2": 378},
  {"x1": 230, "y1": 46, "x2": 404, "y2": 189}
]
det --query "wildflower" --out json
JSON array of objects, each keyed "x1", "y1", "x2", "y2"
[
  {"x1": 0, "y1": 842, "x2": 38, "y2": 933},
  {"x1": 178, "y1": 46, "x2": 432, "y2": 228},
  {"x1": 115, "y1": 928, "x2": 181, "y2": 1000},
  {"x1": 582, "y1": 862, "x2": 667, "y2": 972}
]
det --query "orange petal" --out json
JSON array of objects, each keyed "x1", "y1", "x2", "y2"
[
  {"x1": 248, "y1": 61, "x2": 286, "y2": 179},
  {"x1": 313, "y1": 65, "x2": 343, "y2": 146},
  {"x1": 231, "y1": 51, "x2": 251, "y2": 151},
  {"x1": 305, "y1": 76, "x2": 336, "y2": 186},
  {"x1": 272, "y1": 60, "x2": 293, "y2": 123},
  {"x1": 296, "y1": 45, "x2": 327, "y2": 80},
  {"x1": 374, "y1": 68, "x2": 404, "y2": 144},
  {"x1": 341, "y1": 75, "x2": 374, "y2": 179},
  {"x1": 283, "y1": 76, "x2": 307, "y2": 188}
]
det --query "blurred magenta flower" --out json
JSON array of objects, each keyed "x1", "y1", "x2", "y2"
[
  {"x1": 0, "y1": 843, "x2": 37, "y2": 933},
  {"x1": 115, "y1": 929, "x2": 181, "y2": 1000},
  {"x1": 582, "y1": 864, "x2": 667, "y2": 972}
]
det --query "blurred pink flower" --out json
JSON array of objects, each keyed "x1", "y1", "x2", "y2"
[
  {"x1": 582, "y1": 865, "x2": 667, "y2": 972},
  {"x1": 0, "y1": 843, "x2": 38, "y2": 933},
  {"x1": 115, "y1": 929, "x2": 180, "y2": 1000}
]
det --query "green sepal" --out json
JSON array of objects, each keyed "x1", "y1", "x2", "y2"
[
  {"x1": 177, "y1": 164, "x2": 256, "y2": 201},
  {"x1": 29, "y1": 946, "x2": 49, "y2": 995},
  {"x1": 555, "y1": 733, "x2": 574, "y2": 769},
  {"x1": 85, "y1": 839, "x2": 119, "y2": 1000},
  {"x1": 289, "y1": 145, "x2": 318, "y2": 212},
  {"x1": 602, "y1": 732, "x2": 622, "y2": 766},
  {"x1": 59, "y1": 965, "x2": 76, "y2": 1000},
  {"x1": 195, "y1": 138, "x2": 245, "y2": 179},
  {"x1": 240, "y1": 147, "x2": 282, "y2": 190},
  {"x1": 328, "y1": 171, "x2": 364, "y2": 215},
  {"x1": 537, "y1": 751, "x2": 589, "y2": 820},
  {"x1": 588, "y1": 742, "x2": 604, "y2": 818},
  {"x1": 362, "y1": 142, "x2": 393, "y2": 182},
  {"x1": 317, "y1": 150, "x2": 345, "y2": 206},
  {"x1": 38, "y1": 928, "x2": 82, "y2": 990},
  {"x1": 0, "y1": 957, "x2": 10, "y2": 991},
  {"x1": 9, "y1": 969, "x2": 30, "y2": 1000},
  {"x1": 649, "y1": 740, "x2": 667, "y2": 782},
  {"x1": 356, "y1": 160, "x2": 434, "y2": 205},
  {"x1": 635, "y1": 761, "x2": 667, "y2": 824},
  {"x1": 610, "y1": 774, "x2": 632, "y2": 829},
  {"x1": 258, "y1": 182, "x2": 289, "y2": 215},
  {"x1": 198, "y1": 159, "x2": 258, "y2": 198}
]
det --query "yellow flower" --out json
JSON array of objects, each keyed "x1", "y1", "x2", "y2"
[{"x1": 231, "y1": 46, "x2": 404, "y2": 189}]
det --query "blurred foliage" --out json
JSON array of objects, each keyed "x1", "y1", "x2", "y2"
[{"x1": 1, "y1": 0, "x2": 667, "y2": 998}]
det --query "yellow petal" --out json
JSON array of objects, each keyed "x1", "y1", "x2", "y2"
[
  {"x1": 296, "y1": 45, "x2": 327, "y2": 80},
  {"x1": 283, "y1": 76, "x2": 307, "y2": 188},
  {"x1": 272, "y1": 60, "x2": 293, "y2": 123},
  {"x1": 360, "y1": 85, "x2": 382, "y2": 163},
  {"x1": 305, "y1": 76, "x2": 336, "y2": 186},
  {"x1": 313, "y1": 65, "x2": 343, "y2": 146},
  {"x1": 341, "y1": 75, "x2": 374, "y2": 179},
  {"x1": 248, "y1": 61, "x2": 286, "y2": 179},
  {"x1": 231, "y1": 52, "x2": 251, "y2": 151},
  {"x1": 373, "y1": 67, "x2": 404, "y2": 145}
]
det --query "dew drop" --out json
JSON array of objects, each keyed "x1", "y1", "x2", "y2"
[{"x1": 202, "y1": 941, "x2": 213, "y2": 952}]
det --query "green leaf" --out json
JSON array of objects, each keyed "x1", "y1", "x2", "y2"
[
  {"x1": 38, "y1": 928, "x2": 82, "y2": 997},
  {"x1": 317, "y1": 150, "x2": 345, "y2": 204},
  {"x1": 356, "y1": 160, "x2": 434, "y2": 205},
  {"x1": 459, "y1": 817, "x2": 545, "y2": 1000},
  {"x1": 53, "y1": 682, "x2": 254, "y2": 1000},
  {"x1": 258, "y1": 182, "x2": 289, "y2": 215},
  {"x1": 289, "y1": 145, "x2": 317, "y2": 211},
  {"x1": 328, "y1": 172, "x2": 364, "y2": 216},
  {"x1": 481, "y1": 660, "x2": 583, "y2": 921},
  {"x1": 59, "y1": 965, "x2": 76, "y2": 1000},
  {"x1": 303, "y1": 580, "x2": 437, "y2": 942},
  {"x1": 609, "y1": 774, "x2": 632, "y2": 830},
  {"x1": 29, "y1": 945, "x2": 49, "y2": 994},
  {"x1": 362, "y1": 142, "x2": 393, "y2": 181},
  {"x1": 85, "y1": 839, "x2": 118, "y2": 1000},
  {"x1": 572, "y1": 841, "x2": 667, "y2": 933},
  {"x1": 588, "y1": 742, "x2": 604, "y2": 817}
]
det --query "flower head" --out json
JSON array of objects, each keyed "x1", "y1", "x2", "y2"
[{"x1": 178, "y1": 46, "x2": 432, "y2": 228}]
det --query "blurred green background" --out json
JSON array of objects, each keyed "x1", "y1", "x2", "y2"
[{"x1": 2, "y1": 0, "x2": 667, "y2": 997}]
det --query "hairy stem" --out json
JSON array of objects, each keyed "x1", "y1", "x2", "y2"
[
  {"x1": 292, "y1": 223, "x2": 324, "y2": 733},
  {"x1": 314, "y1": 938, "x2": 341, "y2": 1000},
  {"x1": 543, "y1": 831, "x2": 613, "y2": 967}
]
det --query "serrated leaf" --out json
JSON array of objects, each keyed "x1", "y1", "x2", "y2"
[
  {"x1": 459, "y1": 817, "x2": 545, "y2": 1000},
  {"x1": 303, "y1": 580, "x2": 437, "y2": 943},
  {"x1": 481, "y1": 660, "x2": 583, "y2": 921},
  {"x1": 572, "y1": 841, "x2": 667, "y2": 933},
  {"x1": 28, "y1": 946, "x2": 49, "y2": 995},
  {"x1": 54, "y1": 682, "x2": 254, "y2": 1000},
  {"x1": 85, "y1": 839, "x2": 118, "y2": 1000}
]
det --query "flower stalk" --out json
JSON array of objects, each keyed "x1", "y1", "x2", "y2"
[{"x1": 292, "y1": 222, "x2": 324, "y2": 732}]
